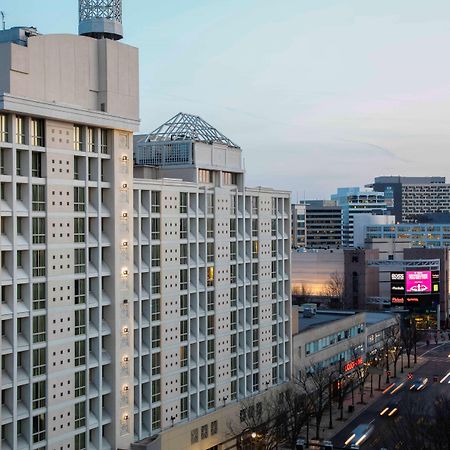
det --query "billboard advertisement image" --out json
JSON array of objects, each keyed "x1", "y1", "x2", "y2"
[
  {"x1": 390, "y1": 270, "x2": 439, "y2": 309},
  {"x1": 406, "y1": 271, "x2": 431, "y2": 293}
]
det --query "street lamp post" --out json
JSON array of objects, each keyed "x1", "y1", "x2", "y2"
[
  {"x1": 385, "y1": 351, "x2": 390, "y2": 384},
  {"x1": 370, "y1": 374, "x2": 373, "y2": 398},
  {"x1": 401, "y1": 348, "x2": 404, "y2": 374},
  {"x1": 328, "y1": 374, "x2": 333, "y2": 429}
]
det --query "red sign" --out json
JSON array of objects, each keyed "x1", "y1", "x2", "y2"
[{"x1": 343, "y1": 357, "x2": 363, "y2": 372}]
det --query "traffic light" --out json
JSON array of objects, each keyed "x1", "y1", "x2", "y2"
[{"x1": 407, "y1": 372, "x2": 413, "y2": 380}]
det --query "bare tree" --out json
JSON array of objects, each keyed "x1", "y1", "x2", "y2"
[
  {"x1": 297, "y1": 365, "x2": 333, "y2": 439},
  {"x1": 401, "y1": 317, "x2": 419, "y2": 368},
  {"x1": 323, "y1": 271, "x2": 344, "y2": 309},
  {"x1": 275, "y1": 383, "x2": 311, "y2": 449}
]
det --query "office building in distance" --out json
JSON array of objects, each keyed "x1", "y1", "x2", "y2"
[
  {"x1": 291, "y1": 200, "x2": 342, "y2": 249},
  {"x1": 331, "y1": 187, "x2": 389, "y2": 248},
  {"x1": 369, "y1": 176, "x2": 450, "y2": 223}
]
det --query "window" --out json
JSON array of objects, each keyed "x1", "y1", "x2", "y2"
[
  {"x1": 230, "y1": 287, "x2": 237, "y2": 307},
  {"x1": 32, "y1": 218, "x2": 45, "y2": 244},
  {"x1": 230, "y1": 241, "x2": 236, "y2": 260},
  {"x1": 230, "y1": 334, "x2": 237, "y2": 353},
  {"x1": 230, "y1": 219, "x2": 236, "y2": 238},
  {"x1": 33, "y1": 316, "x2": 46, "y2": 343},
  {"x1": 75, "y1": 279, "x2": 86, "y2": 305},
  {"x1": 180, "y1": 371, "x2": 188, "y2": 393},
  {"x1": 74, "y1": 187, "x2": 85, "y2": 212},
  {"x1": 75, "y1": 310, "x2": 86, "y2": 335},
  {"x1": 32, "y1": 348, "x2": 46, "y2": 377},
  {"x1": 151, "y1": 271, "x2": 160, "y2": 294},
  {"x1": 180, "y1": 269, "x2": 188, "y2": 290},
  {"x1": 207, "y1": 291, "x2": 214, "y2": 311},
  {"x1": 180, "y1": 192, "x2": 188, "y2": 213},
  {"x1": 151, "y1": 406, "x2": 161, "y2": 429},
  {"x1": 32, "y1": 414, "x2": 46, "y2": 444},
  {"x1": 207, "y1": 388, "x2": 215, "y2": 409},
  {"x1": 252, "y1": 262, "x2": 258, "y2": 281},
  {"x1": 32, "y1": 185, "x2": 45, "y2": 211},
  {"x1": 15, "y1": 116, "x2": 25, "y2": 144},
  {"x1": 207, "y1": 219, "x2": 214, "y2": 239},
  {"x1": 252, "y1": 197, "x2": 258, "y2": 215},
  {"x1": 74, "y1": 126, "x2": 83, "y2": 151},
  {"x1": 75, "y1": 371, "x2": 86, "y2": 397},
  {"x1": 180, "y1": 346, "x2": 188, "y2": 367},
  {"x1": 0, "y1": 114, "x2": 8, "y2": 142},
  {"x1": 151, "y1": 245, "x2": 160, "y2": 267},
  {"x1": 75, "y1": 249, "x2": 86, "y2": 274},
  {"x1": 32, "y1": 381, "x2": 46, "y2": 409},
  {"x1": 75, "y1": 340, "x2": 86, "y2": 366},
  {"x1": 100, "y1": 128, "x2": 108, "y2": 154},
  {"x1": 151, "y1": 352, "x2": 160, "y2": 375},
  {"x1": 17, "y1": 250, "x2": 23, "y2": 268},
  {"x1": 151, "y1": 218, "x2": 160, "y2": 240},
  {"x1": 223, "y1": 172, "x2": 237, "y2": 185},
  {"x1": 230, "y1": 265, "x2": 237, "y2": 284},
  {"x1": 180, "y1": 397, "x2": 188, "y2": 420},
  {"x1": 0, "y1": 148, "x2": 5, "y2": 174},
  {"x1": 87, "y1": 127, "x2": 95, "y2": 152},
  {"x1": 32, "y1": 283, "x2": 46, "y2": 310},
  {"x1": 207, "y1": 194, "x2": 214, "y2": 214},
  {"x1": 180, "y1": 294, "x2": 188, "y2": 316},
  {"x1": 31, "y1": 119, "x2": 45, "y2": 146},
  {"x1": 199, "y1": 169, "x2": 212, "y2": 183},
  {"x1": 207, "y1": 339, "x2": 215, "y2": 359},
  {"x1": 75, "y1": 402, "x2": 85, "y2": 428},
  {"x1": 207, "y1": 364, "x2": 215, "y2": 384},
  {"x1": 252, "y1": 241, "x2": 259, "y2": 258},
  {"x1": 151, "y1": 298, "x2": 160, "y2": 321},
  {"x1": 207, "y1": 243, "x2": 214, "y2": 263},
  {"x1": 75, "y1": 433, "x2": 86, "y2": 450},
  {"x1": 31, "y1": 152, "x2": 42, "y2": 177},
  {"x1": 151, "y1": 191, "x2": 160, "y2": 213},
  {"x1": 207, "y1": 315, "x2": 215, "y2": 336},
  {"x1": 180, "y1": 218, "x2": 188, "y2": 239},
  {"x1": 180, "y1": 244, "x2": 188, "y2": 265},
  {"x1": 230, "y1": 311, "x2": 237, "y2": 330},
  {"x1": 74, "y1": 218, "x2": 85, "y2": 243},
  {"x1": 207, "y1": 266, "x2": 214, "y2": 287},
  {"x1": 180, "y1": 320, "x2": 188, "y2": 342},
  {"x1": 252, "y1": 219, "x2": 258, "y2": 237},
  {"x1": 151, "y1": 379, "x2": 161, "y2": 403},
  {"x1": 231, "y1": 380, "x2": 237, "y2": 400},
  {"x1": 151, "y1": 326, "x2": 160, "y2": 348}
]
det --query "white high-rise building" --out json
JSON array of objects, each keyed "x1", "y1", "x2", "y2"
[
  {"x1": 0, "y1": 5, "x2": 292, "y2": 450},
  {"x1": 131, "y1": 114, "x2": 291, "y2": 449}
]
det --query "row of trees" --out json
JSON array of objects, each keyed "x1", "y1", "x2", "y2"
[{"x1": 231, "y1": 316, "x2": 422, "y2": 449}]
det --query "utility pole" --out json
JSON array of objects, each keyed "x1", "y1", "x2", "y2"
[{"x1": 0, "y1": 12, "x2": 5, "y2": 31}]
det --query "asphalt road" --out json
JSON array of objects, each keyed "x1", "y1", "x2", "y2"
[{"x1": 331, "y1": 341, "x2": 450, "y2": 450}]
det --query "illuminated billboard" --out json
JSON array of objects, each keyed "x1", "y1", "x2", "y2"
[
  {"x1": 406, "y1": 271, "x2": 431, "y2": 293},
  {"x1": 390, "y1": 271, "x2": 439, "y2": 308}
]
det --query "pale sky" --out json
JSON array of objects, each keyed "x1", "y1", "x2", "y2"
[{"x1": 4, "y1": 0, "x2": 450, "y2": 197}]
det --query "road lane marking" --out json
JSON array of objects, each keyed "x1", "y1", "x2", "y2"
[{"x1": 440, "y1": 371, "x2": 450, "y2": 384}]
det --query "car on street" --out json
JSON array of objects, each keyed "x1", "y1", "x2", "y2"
[
  {"x1": 379, "y1": 401, "x2": 399, "y2": 417},
  {"x1": 344, "y1": 423, "x2": 375, "y2": 447},
  {"x1": 409, "y1": 377, "x2": 428, "y2": 391}
]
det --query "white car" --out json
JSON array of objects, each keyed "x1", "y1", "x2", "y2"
[{"x1": 344, "y1": 423, "x2": 375, "y2": 447}]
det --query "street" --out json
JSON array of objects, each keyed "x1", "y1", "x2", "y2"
[{"x1": 331, "y1": 341, "x2": 450, "y2": 449}]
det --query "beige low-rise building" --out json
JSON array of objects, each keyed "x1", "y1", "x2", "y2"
[{"x1": 292, "y1": 308, "x2": 397, "y2": 377}]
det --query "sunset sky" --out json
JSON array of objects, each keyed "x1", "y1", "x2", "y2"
[{"x1": 5, "y1": 0, "x2": 450, "y2": 197}]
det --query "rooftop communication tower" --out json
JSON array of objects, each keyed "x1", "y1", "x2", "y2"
[{"x1": 78, "y1": 0, "x2": 123, "y2": 40}]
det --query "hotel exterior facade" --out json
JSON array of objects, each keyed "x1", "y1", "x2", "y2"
[{"x1": 0, "y1": 11, "x2": 291, "y2": 450}]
